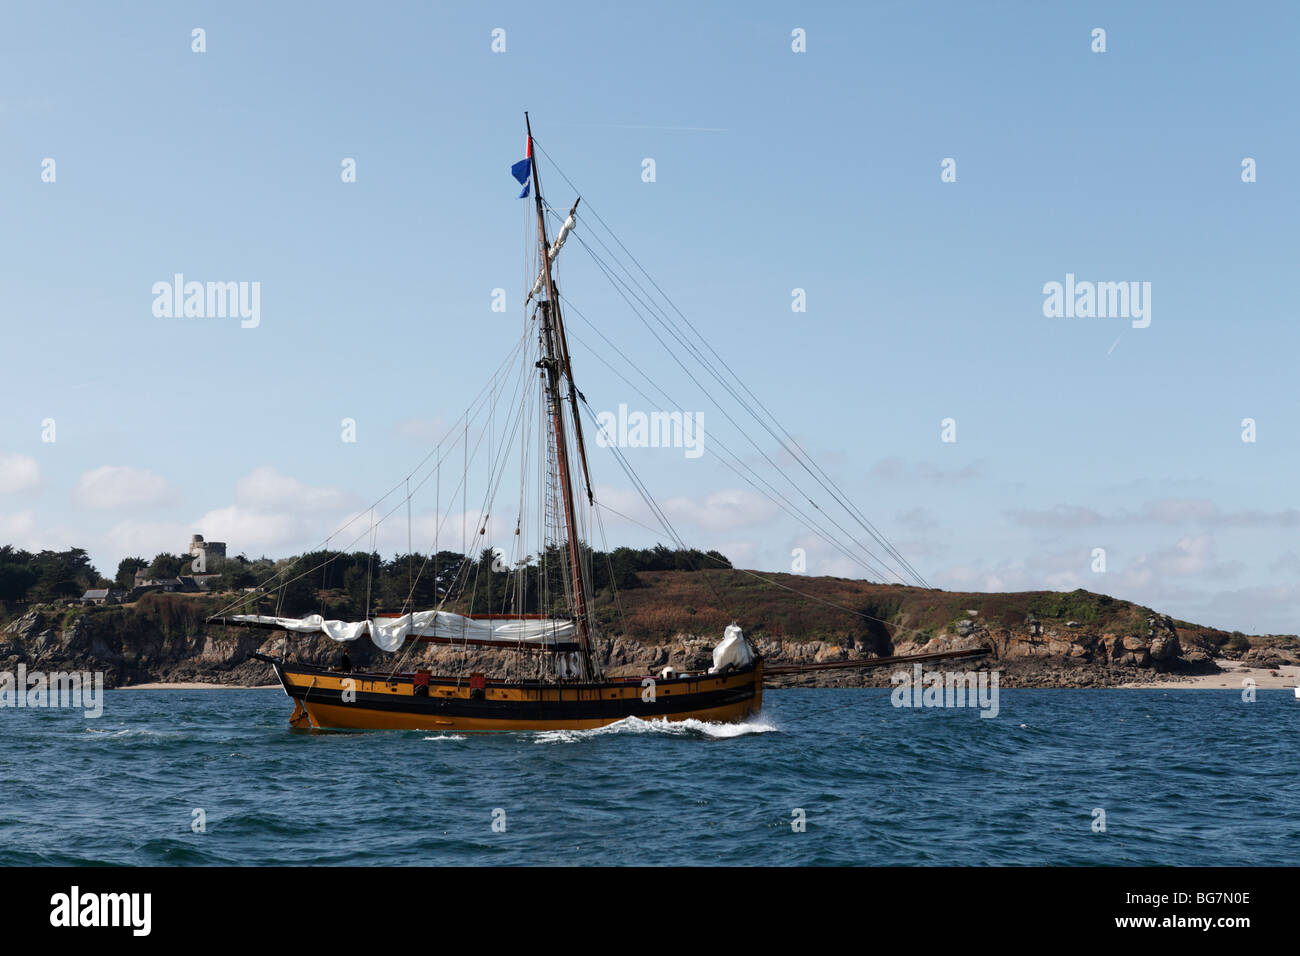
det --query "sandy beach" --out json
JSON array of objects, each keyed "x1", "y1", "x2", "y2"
[{"x1": 1120, "y1": 659, "x2": 1300, "y2": 690}]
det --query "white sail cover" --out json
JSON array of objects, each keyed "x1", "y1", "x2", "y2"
[
  {"x1": 230, "y1": 610, "x2": 577, "y2": 653},
  {"x1": 709, "y1": 623, "x2": 754, "y2": 673},
  {"x1": 527, "y1": 212, "x2": 578, "y2": 303}
]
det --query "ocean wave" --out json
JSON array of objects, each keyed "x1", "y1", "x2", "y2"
[
  {"x1": 532, "y1": 716, "x2": 778, "y2": 744},
  {"x1": 81, "y1": 726, "x2": 182, "y2": 740},
  {"x1": 422, "y1": 734, "x2": 468, "y2": 742}
]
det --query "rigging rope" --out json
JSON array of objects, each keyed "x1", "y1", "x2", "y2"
[{"x1": 535, "y1": 138, "x2": 930, "y2": 589}]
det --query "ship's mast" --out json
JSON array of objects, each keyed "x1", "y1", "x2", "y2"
[{"x1": 525, "y1": 113, "x2": 597, "y2": 677}]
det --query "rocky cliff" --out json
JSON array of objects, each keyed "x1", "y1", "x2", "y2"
[{"x1": 2, "y1": 577, "x2": 1292, "y2": 688}]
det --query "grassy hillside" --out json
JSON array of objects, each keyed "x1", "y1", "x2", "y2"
[
  {"x1": 5, "y1": 569, "x2": 1294, "y2": 661},
  {"x1": 589, "y1": 569, "x2": 1283, "y2": 655}
]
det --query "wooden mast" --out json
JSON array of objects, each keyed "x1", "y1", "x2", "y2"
[
  {"x1": 525, "y1": 113, "x2": 596, "y2": 676},
  {"x1": 548, "y1": 198, "x2": 595, "y2": 506}
]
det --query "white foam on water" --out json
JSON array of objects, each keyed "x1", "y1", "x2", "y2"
[
  {"x1": 83, "y1": 727, "x2": 173, "y2": 739},
  {"x1": 422, "y1": 734, "x2": 468, "y2": 742},
  {"x1": 532, "y1": 716, "x2": 778, "y2": 745}
]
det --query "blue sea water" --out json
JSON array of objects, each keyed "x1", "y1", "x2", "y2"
[{"x1": 1, "y1": 687, "x2": 1296, "y2": 866}]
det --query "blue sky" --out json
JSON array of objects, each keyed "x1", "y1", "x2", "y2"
[{"x1": 1, "y1": 1, "x2": 1297, "y2": 633}]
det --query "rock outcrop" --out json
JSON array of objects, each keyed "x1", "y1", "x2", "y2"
[{"x1": 0, "y1": 580, "x2": 1284, "y2": 689}]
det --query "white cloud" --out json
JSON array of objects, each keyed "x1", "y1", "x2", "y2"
[
  {"x1": 0, "y1": 509, "x2": 37, "y2": 542},
  {"x1": 393, "y1": 416, "x2": 452, "y2": 444},
  {"x1": 714, "y1": 538, "x2": 761, "y2": 568},
  {"x1": 0, "y1": 510, "x2": 84, "y2": 556},
  {"x1": 1008, "y1": 498, "x2": 1300, "y2": 529},
  {"x1": 234, "y1": 466, "x2": 352, "y2": 512},
  {"x1": 939, "y1": 544, "x2": 1120, "y2": 594},
  {"x1": 76, "y1": 465, "x2": 178, "y2": 510},
  {"x1": 181, "y1": 468, "x2": 457, "y2": 560},
  {"x1": 1005, "y1": 504, "x2": 1107, "y2": 529},
  {"x1": 933, "y1": 534, "x2": 1277, "y2": 632},
  {"x1": 661, "y1": 488, "x2": 779, "y2": 534},
  {"x1": 590, "y1": 485, "x2": 656, "y2": 528},
  {"x1": 88, "y1": 468, "x2": 358, "y2": 562},
  {"x1": 0, "y1": 454, "x2": 40, "y2": 494},
  {"x1": 100, "y1": 518, "x2": 191, "y2": 561},
  {"x1": 1149, "y1": 534, "x2": 1215, "y2": 576},
  {"x1": 786, "y1": 537, "x2": 870, "y2": 578},
  {"x1": 1117, "y1": 535, "x2": 1243, "y2": 589},
  {"x1": 1189, "y1": 583, "x2": 1300, "y2": 635},
  {"x1": 188, "y1": 505, "x2": 309, "y2": 556},
  {"x1": 1142, "y1": 499, "x2": 1220, "y2": 524}
]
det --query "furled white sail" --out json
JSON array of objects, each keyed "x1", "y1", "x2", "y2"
[
  {"x1": 709, "y1": 623, "x2": 754, "y2": 674},
  {"x1": 230, "y1": 610, "x2": 578, "y2": 653},
  {"x1": 527, "y1": 210, "x2": 578, "y2": 303}
]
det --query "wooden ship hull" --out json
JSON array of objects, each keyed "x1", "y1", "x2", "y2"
[{"x1": 252, "y1": 653, "x2": 762, "y2": 732}]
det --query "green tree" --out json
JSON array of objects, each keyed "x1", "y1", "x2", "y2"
[
  {"x1": 146, "y1": 553, "x2": 185, "y2": 579},
  {"x1": 0, "y1": 546, "x2": 37, "y2": 603},
  {"x1": 26, "y1": 548, "x2": 103, "y2": 603},
  {"x1": 116, "y1": 556, "x2": 148, "y2": 590}
]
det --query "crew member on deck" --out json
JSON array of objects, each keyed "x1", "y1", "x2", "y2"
[{"x1": 339, "y1": 649, "x2": 352, "y2": 673}]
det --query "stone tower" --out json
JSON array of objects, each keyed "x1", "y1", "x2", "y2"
[{"x1": 189, "y1": 534, "x2": 226, "y2": 572}]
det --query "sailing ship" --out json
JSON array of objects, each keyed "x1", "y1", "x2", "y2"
[{"x1": 208, "y1": 115, "x2": 984, "y2": 731}]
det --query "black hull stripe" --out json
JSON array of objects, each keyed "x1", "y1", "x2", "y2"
[
  {"x1": 277, "y1": 661, "x2": 757, "y2": 693},
  {"x1": 292, "y1": 684, "x2": 757, "y2": 721}
]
